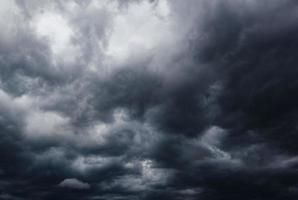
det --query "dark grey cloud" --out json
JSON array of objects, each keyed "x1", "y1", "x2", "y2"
[{"x1": 1, "y1": 0, "x2": 298, "y2": 199}]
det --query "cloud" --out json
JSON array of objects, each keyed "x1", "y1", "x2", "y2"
[
  {"x1": 0, "y1": 0, "x2": 298, "y2": 199},
  {"x1": 58, "y1": 178, "x2": 90, "y2": 190}
]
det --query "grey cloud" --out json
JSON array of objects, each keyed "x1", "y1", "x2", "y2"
[
  {"x1": 58, "y1": 178, "x2": 90, "y2": 190},
  {"x1": 0, "y1": 0, "x2": 298, "y2": 199}
]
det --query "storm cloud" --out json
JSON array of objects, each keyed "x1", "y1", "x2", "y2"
[{"x1": 1, "y1": 0, "x2": 298, "y2": 199}]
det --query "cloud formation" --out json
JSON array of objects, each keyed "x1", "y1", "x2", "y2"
[
  {"x1": 1, "y1": 0, "x2": 298, "y2": 199},
  {"x1": 58, "y1": 178, "x2": 90, "y2": 190}
]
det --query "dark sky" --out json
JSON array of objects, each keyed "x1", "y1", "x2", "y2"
[{"x1": 1, "y1": 0, "x2": 298, "y2": 199}]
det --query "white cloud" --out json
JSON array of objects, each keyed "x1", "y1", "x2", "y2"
[
  {"x1": 104, "y1": 0, "x2": 175, "y2": 65},
  {"x1": 24, "y1": 110, "x2": 71, "y2": 138},
  {"x1": 31, "y1": 11, "x2": 79, "y2": 65}
]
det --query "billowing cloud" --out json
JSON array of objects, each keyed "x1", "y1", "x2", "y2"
[{"x1": 0, "y1": 0, "x2": 298, "y2": 199}]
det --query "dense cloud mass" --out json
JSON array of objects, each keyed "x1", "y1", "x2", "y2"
[{"x1": 1, "y1": 0, "x2": 298, "y2": 199}]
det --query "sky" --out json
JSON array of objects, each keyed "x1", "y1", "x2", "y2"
[{"x1": 1, "y1": 0, "x2": 298, "y2": 199}]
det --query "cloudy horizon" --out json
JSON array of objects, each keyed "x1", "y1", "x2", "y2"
[{"x1": 1, "y1": 0, "x2": 298, "y2": 199}]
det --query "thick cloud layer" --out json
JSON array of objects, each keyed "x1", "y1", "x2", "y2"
[{"x1": 1, "y1": 0, "x2": 298, "y2": 199}]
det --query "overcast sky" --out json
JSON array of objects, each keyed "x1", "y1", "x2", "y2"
[{"x1": 1, "y1": 0, "x2": 298, "y2": 199}]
